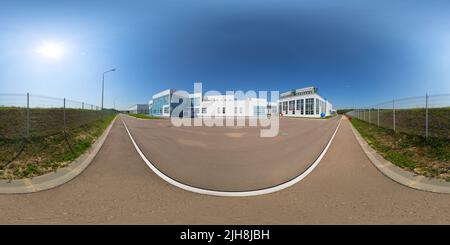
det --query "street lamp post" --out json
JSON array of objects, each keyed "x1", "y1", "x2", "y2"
[{"x1": 101, "y1": 68, "x2": 116, "y2": 119}]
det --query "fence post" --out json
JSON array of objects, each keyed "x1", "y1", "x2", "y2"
[
  {"x1": 393, "y1": 98, "x2": 396, "y2": 132},
  {"x1": 63, "y1": 98, "x2": 66, "y2": 129},
  {"x1": 377, "y1": 105, "x2": 380, "y2": 127},
  {"x1": 26, "y1": 92, "x2": 30, "y2": 138},
  {"x1": 425, "y1": 93, "x2": 428, "y2": 139},
  {"x1": 369, "y1": 108, "x2": 371, "y2": 124}
]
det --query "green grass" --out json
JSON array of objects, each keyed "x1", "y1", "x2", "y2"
[
  {"x1": 337, "y1": 109, "x2": 353, "y2": 115},
  {"x1": 128, "y1": 114, "x2": 161, "y2": 119},
  {"x1": 349, "y1": 117, "x2": 449, "y2": 181},
  {"x1": 0, "y1": 107, "x2": 19, "y2": 110},
  {"x1": 0, "y1": 107, "x2": 116, "y2": 139},
  {"x1": 0, "y1": 111, "x2": 116, "y2": 180},
  {"x1": 350, "y1": 107, "x2": 450, "y2": 139}
]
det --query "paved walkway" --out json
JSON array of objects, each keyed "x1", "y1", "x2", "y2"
[
  {"x1": 0, "y1": 116, "x2": 449, "y2": 224},
  {"x1": 122, "y1": 115, "x2": 340, "y2": 191}
]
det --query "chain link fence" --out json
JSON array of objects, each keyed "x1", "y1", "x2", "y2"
[
  {"x1": 0, "y1": 93, "x2": 117, "y2": 178},
  {"x1": 0, "y1": 93, "x2": 116, "y2": 140},
  {"x1": 346, "y1": 94, "x2": 450, "y2": 139}
]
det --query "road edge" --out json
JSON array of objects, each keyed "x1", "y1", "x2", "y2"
[
  {"x1": 122, "y1": 115, "x2": 342, "y2": 197},
  {"x1": 346, "y1": 116, "x2": 450, "y2": 194},
  {"x1": 0, "y1": 115, "x2": 118, "y2": 194}
]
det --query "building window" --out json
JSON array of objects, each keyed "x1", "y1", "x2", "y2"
[
  {"x1": 316, "y1": 98, "x2": 319, "y2": 115},
  {"x1": 300, "y1": 99, "x2": 304, "y2": 115},
  {"x1": 217, "y1": 107, "x2": 221, "y2": 114},
  {"x1": 191, "y1": 97, "x2": 200, "y2": 107},
  {"x1": 240, "y1": 107, "x2": 243, "y2": 114},
  {"x1": 296, "y1": 100, "x2": 301, "y2": 110},
  {"x1": 289, "y1": 100, "x2": 295, "y2": 110},
  {"x1": 254, "y1": 106, "x2": 266, "y2": 116},
  {"x1": 289, "y1": 100, "x2": 295, "y2": 114},
  {"x1": 305, "y1": 98, "x2": 314, "y2": 115},
  {"x1": 223, "y1": 107, "x2": 226, "y2": 114},
  {"x1": 164, "y1": 107, "x2": 169, "y2": 114},
  {"x1": 202, "y1": 108, "x2": 207, "y2": 114},
  {"x1": 283, "y1": 101, "x2": 288, "y2": 111},
  {"x1": 163, "y1": 95, "x2": 169, "y2": 104},
  {"x1": 234, "y1": 107, "x2": 238, "y2": 114}
]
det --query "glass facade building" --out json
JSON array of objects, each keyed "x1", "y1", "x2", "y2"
[
  {"x1": 278, "y1": 87, "x2": 333, "y2": 117},
  {"x1": 151, "y1": 94, "x2": 170, "y2": 116},
  {"x1": 149, "y1": 86, "x2": 330, "y2": 118}
]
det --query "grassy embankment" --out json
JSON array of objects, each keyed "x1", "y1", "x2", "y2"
[
  {"x1": 337, "y1": 109, "x2": 353, "y2": 115},
  {"x1": 128, "y1": 114, "x2": 161, "y2": 119},
  {"x1": 0, "y1": 108, "x2": 116, "y2": 179},
  {"x1": 349, "y1": 117, "x2": 449, "y2": 181}
]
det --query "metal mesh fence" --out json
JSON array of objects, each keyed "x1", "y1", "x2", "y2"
[
  {"x1": 346, "y1": 94, "x2": 450, "y2": 139},
  {"x1": 0, "y1": 93, "x2": 116, "y2": 140}
]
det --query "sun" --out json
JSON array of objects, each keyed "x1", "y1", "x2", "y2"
[{"x1": 36, "y1": 42, "x2": 64, "y2": 59}]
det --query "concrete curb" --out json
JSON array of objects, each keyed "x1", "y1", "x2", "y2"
[
  {"x1": 0, "y1": 116, "x2": 118, "y2": 194},
  {"x1": 122, "y1": 115, "x2": 343, "y2": 197},
  {"x1": 347, "y1": 117, "x2": 450, "y2": 194}
]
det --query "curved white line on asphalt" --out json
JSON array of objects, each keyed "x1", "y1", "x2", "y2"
[{"x1": 122, "y1": 117, "x2": 342, "y2": 197}]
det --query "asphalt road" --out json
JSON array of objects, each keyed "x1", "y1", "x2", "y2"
[
  {"x1": 122, "y1": 115, "x2": 340, "y2": 191},
  {"x1": 0, "y1": 115, "x2": 449, "y2": 224}
]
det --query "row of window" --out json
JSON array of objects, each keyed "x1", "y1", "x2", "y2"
[
  {"x1": 152, "y1": 95, "x2": 170, "y2": 115},
  {"x1": 190, "y1": 97, "x2": 200, "y2": 107},
  {"x1": 279, "y1": 98, "x2": 323, "y2": 115}
]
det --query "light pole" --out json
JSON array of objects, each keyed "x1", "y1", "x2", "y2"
[{"x1": 101, "y1": 68, "x2": 116, "y2": 118}]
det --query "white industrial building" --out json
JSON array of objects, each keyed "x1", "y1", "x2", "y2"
[
  {"x1": 278, "y1": 87, "x2": 333, "y2": 118},
  {"x1": 151, "y1": 89, "x2": 174, "y2": 117},
  {"x1": 128, "y1": 104, "x2": 150, "y2": 114},
  {"x1": 197, "y1": 94, "x2": 272, "y2": 118},
  {"x1": 149, "y1": 86, "x2": 333, "y2": 118}
]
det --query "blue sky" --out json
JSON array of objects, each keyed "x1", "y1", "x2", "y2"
[{"x1": 0, "y1": 0, "x2": 449, "y2": 109}]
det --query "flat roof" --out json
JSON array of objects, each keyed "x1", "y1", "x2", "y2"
[{"x1": 280, "y1": 86, "x2": 318, "y2": 98}]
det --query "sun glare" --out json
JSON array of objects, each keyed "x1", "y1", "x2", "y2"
[{"x1": 36, "y1": 42, "x2": 64, "y2": 59}]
